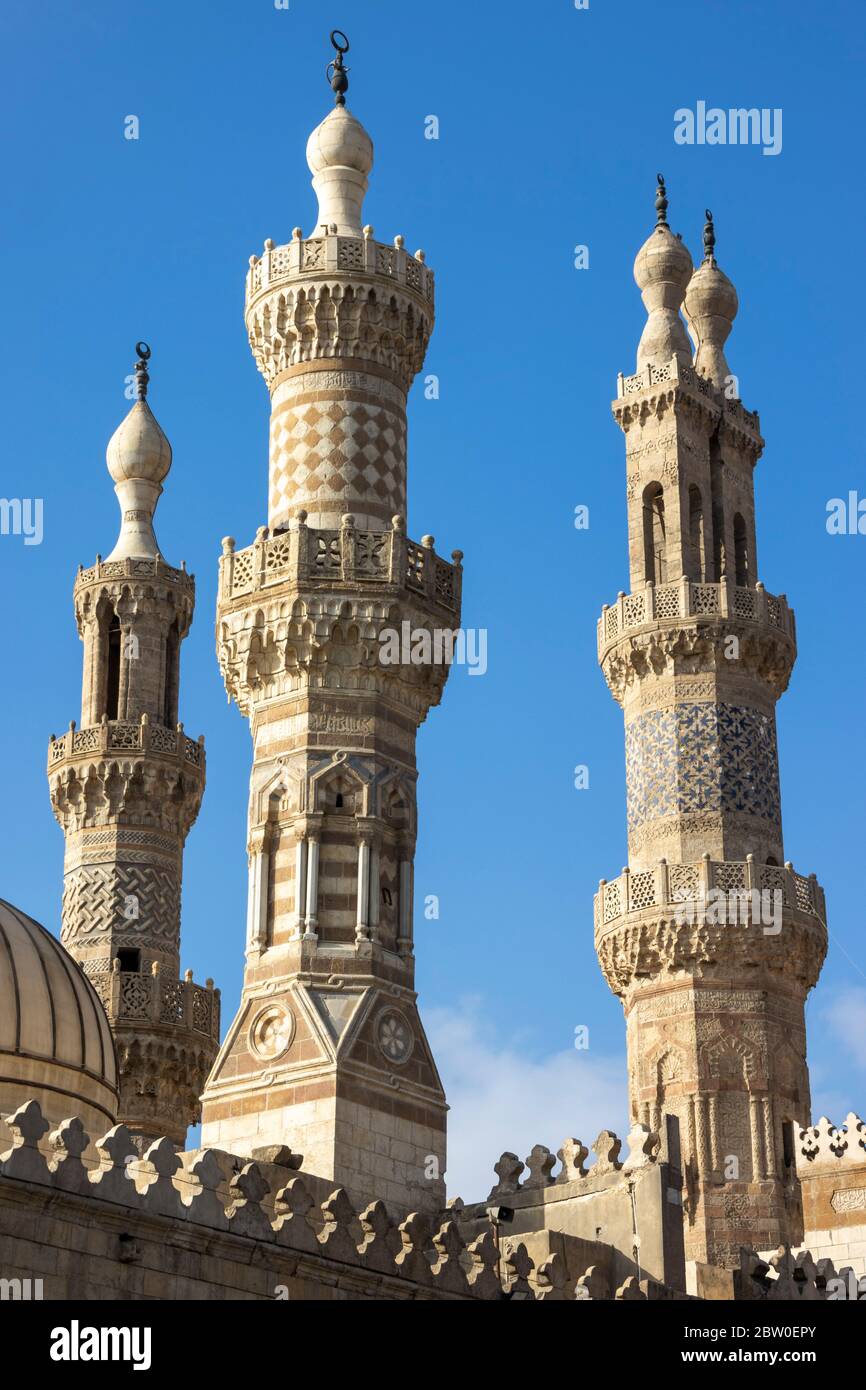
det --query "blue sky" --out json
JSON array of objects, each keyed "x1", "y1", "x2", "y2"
[{"x1": 1, "y1": 0, "x2": 864, "y2": 1198}]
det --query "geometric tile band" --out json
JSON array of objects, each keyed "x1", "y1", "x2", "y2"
[{"x1": 625, "y1": 701, "x2": 781, "y2": 833}]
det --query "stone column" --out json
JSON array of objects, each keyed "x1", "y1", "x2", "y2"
[
  {"x1": 304, "y1": 834, "x2": 320, "y2": 939},
  {"x1": 355, "y1": 834, "x2": 372, "y2": 943}
]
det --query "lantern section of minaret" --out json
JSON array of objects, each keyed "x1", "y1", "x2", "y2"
[
  {"x1": 46, "y1": 346, "x2": 220, "y2": 1148},
  {"x1": 593, "y1": 185, "x2": 828, "y2": 1267},
  {"x1": 200, "y1": 36, "x2": 462, "y2": 1218}
]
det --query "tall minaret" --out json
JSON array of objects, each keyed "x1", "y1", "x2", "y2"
[
  {"x1": 199, "y1": 36, "x2": 462, "y2": 1218},
  {"x1": 594, "y1": 183, "x2": 828, "y2": 1268},
  {"x1": 47, "y1": 345, "x2": 220, "y2": 1148}
]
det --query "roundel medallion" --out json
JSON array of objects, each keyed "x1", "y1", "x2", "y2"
[
  {"x1": 249, "y1": 1003, "x2": 295, "y2": 1062},
  {"x1": 376, "y1": 1008, "x2": 414, "y2": 1066}
]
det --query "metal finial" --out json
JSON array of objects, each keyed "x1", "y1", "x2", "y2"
[
  {"x1": 134, "y1": 341, "x2": 151, "y2": 401},
  {"x1": 327, "y1": 30, "x2": 350, "y2": 106},
  {"x1": 655, "y1": 173, "x2": 668, "y2": 226},
  {"x1": 702, "y1": 209, "x2": 716, "y2": 264}
]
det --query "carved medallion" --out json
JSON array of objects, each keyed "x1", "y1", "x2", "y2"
[{"x1": 249, "y1": 1003, "x2": 295, "y2": 1061}]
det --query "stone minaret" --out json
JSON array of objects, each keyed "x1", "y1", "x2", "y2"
[
  {"x1": 47, "y1": 346, "x2": 220, "y2": 1148},
  {"x1": 594, "y1": 184, "x2": 828, "y2": 1268},
  {"x1": 199, "y1": 40, "x2": 462, "y2": 1218}
]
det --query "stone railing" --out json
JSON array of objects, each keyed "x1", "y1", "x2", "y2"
[
  {"x1": 219, "y1": 515, "x2": 462, "y2": 615},
  {"x1": 48, "y1": 716, "x2": 204, "y2": 770},
  {"x1": 111, "y1": 968, "x2": 220, "y2": 1043},
  {"x1": 245, "y1": 231, "x2": 434, "y2": 310},
  {"x1": 594, "y1": 856, "x2": 826, "y2": 930},
  {"x1": 616, "y1": 356, "x2": 760, "y2": 434},
  {"x1": 598, "y1": 578, "x2": 795, "y2": 656},
  {"x1": 74, "y1": 555, "x2": 192, "y2": 590}
]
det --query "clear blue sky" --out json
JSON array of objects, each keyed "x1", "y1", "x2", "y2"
[{"x1": 1, "y1": 0, "x2": 864, "y2": 1197}]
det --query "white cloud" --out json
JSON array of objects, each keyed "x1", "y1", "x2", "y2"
[{"x1": 425, "y1": 996, "x2": 628, "y2": 1201}]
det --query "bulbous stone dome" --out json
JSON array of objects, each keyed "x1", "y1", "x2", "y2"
[
  {"x1": 633, "y1": 223, "x2": 694, "y2": 371},
  {"x1": 305, "y1": 105, "x2": 374, "y2": 238},
  {"x1": 0, "y1": 898, "x2": 118, "y2": 1146},
  {"x1": 106, "y1": 399, "x2": 172, "y2": 486},
  {"x1": 306, "y1": 104, "x2": 373, "y2": 178}
]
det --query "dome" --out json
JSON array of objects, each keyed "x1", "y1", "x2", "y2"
[
  {"x1": 683, "y1": 214, "x2": 739, "y2": 389},
  {"x1": 106, "y1": 399, "x2": 172, "y2": 486},
  {"x1": 305, "y1": 105, "x2": 374, "y2": 238},
  {"x1": 306, "y1": 105, "x2": 373, "y2": 178},
  {"x1": 0, "y1": 897, "x2": 118, "y2": 1145},
  {"x1": 633, "y1": 223, "x2": 694, "y2": 372}
]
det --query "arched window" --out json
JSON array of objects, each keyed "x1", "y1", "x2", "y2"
[
  {"x1": 734, "y1": 513, "x2": 749, "y2": 586},
  {"x1": 642, "y1": 483, "x2": 667, "y2": 585},
  {"x1": 163, "y1": 621, "x2": 180, "y2": 727},
  {"x1": 688, "y1": 485, "x2": 705, "y2": 581},
  {"x1": 106, "y1": 615, "x2": 121, "y2": 720},
  {"x1": 117, "y1": 947, "x2": 140, "y2": 973}
]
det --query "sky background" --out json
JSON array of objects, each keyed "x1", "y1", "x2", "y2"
[{"x1": 1, "y1": 0, "x2": 864, "y2": 1199}]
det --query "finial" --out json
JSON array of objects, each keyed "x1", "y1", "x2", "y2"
[
  {"x1": 327, "y1": 29, "x2": 350, "y2": 106},
  {"x1": 134, "y1": 341, "x2": 151, "y2": 401},
  {"x1": 655, "y1": 174, "x2": 668, "y2": 227},
  {"x1": 702, "y1": 209, "x2": 716, "y2": 264}
]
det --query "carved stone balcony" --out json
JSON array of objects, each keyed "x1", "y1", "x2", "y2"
[
  {"x1": 594, "y1": 855, "x2": 828, "y2": 995},
  {"x1": 109, "y1": 967, "x2": 221, "y2": 1045},
  {"x1": 48, "y1": 716, "x2": 205, "y2": 772},
  {"x1": 615, "y1": 355, "x2": 762, "y2": 445},
  {"x1": 246, "y1": 231, "x2": 434, "y2": 311},
  {"x1": 218, "y1": 514, "x2": 462, "y2": 617},
  {"x1": 597, "y1": 579, "x2": 796, "y2": 664}
]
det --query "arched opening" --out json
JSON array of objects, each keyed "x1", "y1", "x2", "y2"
[
  {"x1": 117, "y1": 947, "x2": 140, "y2": 973},
  {"x1": 766, "y1": 856, "x2": 779, "y2": 867},
  {"x1": 106, "y1": 615, "x2": 121, "y2": 720},
  {"x1": 688, "y1": 485, "x2": 706, "y2": 581},
  {"x1": 642, "y1": 483, "x2": 667, "y2": 585},
  {"x1": 163, "y1": 620, "x2": 180, "y2": 727},
  {"x1": 734, "y1": 513, "x2": 749, "y2": 586}
]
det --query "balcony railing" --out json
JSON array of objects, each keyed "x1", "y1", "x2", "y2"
[
  {"x1": 219, "y1": 515, "x2": 462, "y2": 615},
  {"x1": 245, "y1": 231, "x2": 434, "y2": 309},
  {"x1": 593, "y1": 856, "x2": 826, "y2": 931},
  {"x1": 48, "y1": 717, "x2": 204, "y2": 770},
  {"x1": 110, "y1": 968, "x2": 220, "y2": 1043},
  {"x1": 74, "y1": 555, "x2": 192, "y2": 589},
  {"x1": 616, "y1": 356, "x2": 761, "y2": 435},
  {"x1": 598, "y1": 579, "x2": 795, "y2": 657}
]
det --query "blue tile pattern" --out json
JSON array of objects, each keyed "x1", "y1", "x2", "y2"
[{"x1": 626, "y1": 702, "x2": 781, "y2": 832}]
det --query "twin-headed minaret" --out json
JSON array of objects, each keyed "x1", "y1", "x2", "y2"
[
  {"x1": 595, "y1": 180, "x2": 827, "y2": 1266},
  {"x1": 198, "y1": 49, "x2": 461, "y2": 1216},
  {"x1": 47, "y1": 347, "x2": 219, "y2": 1147}
]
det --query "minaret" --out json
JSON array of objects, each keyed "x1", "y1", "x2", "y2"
[
  {"x1": 594, "y1": 184, "x2": 828, "y2": 1267},
  {"x1": 47, "y1": 345, "x2": 220, "y2": 1148},
  {"x1": 199, "y1": 36, "x2": 461, "y2": 1218}
]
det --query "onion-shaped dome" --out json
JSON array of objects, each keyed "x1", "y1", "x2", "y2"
[
  {"x1": 633, "y1": 176, "x2": 694, "y2": 371},
  {"x1": 0, "y1": 897, "x2": 118, "y2": 1143},
  {"x1": 305, "y1": 105, "x2": 374, "y2": 237},
  {"x1": 106, "y1": 399, "x2": 172, "y2": 487},
  {"x1": 684, "y1": 211, "x2": 739, "y2": 389}
]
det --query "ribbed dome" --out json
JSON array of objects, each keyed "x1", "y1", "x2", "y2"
[{"x1": 0, "y1": 898, "x2": 117, "y2": 1136}]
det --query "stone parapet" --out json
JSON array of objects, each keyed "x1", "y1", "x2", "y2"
[
  {"x1": 595, "y1": 856, "x2": 826, "y2": 931},
  {"x1": 48, "y1": 716, "x2": 204, "y2": 774},
  {"x1": 598, "y1": 579, "x2": 795, "y2": 661},
  {"x1": 615, "y1": 355, "x2": 762, "y2": 448},
  {"x1": 219, "y1": 514, "x2": 461, "y2": 614}
]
